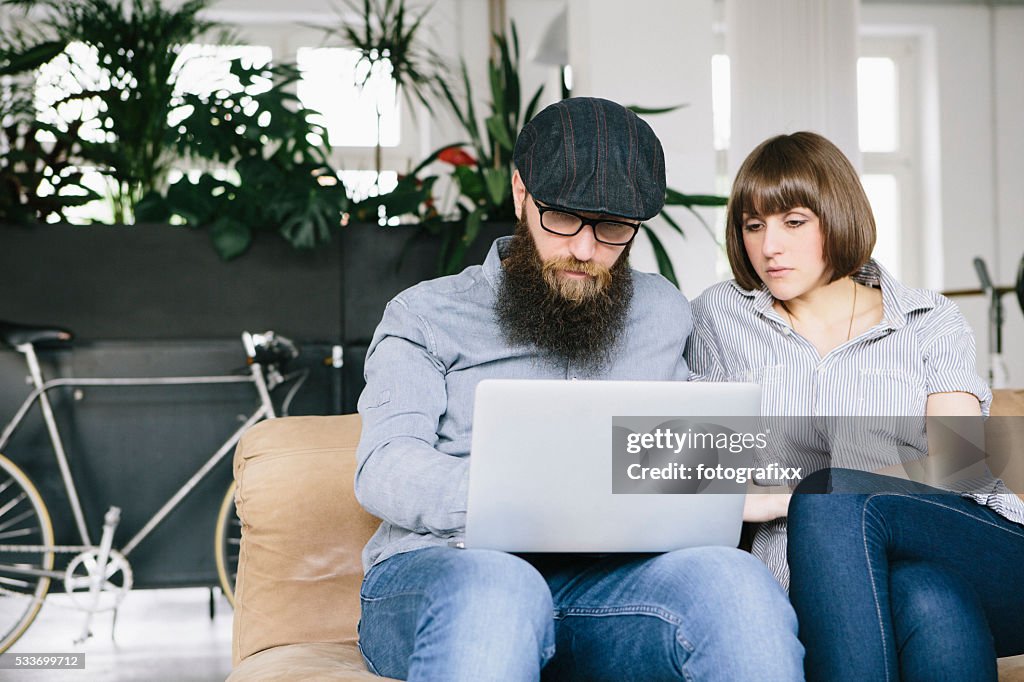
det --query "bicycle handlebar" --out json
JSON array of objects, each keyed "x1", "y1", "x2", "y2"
[{"x1": 242, "y1": 331, "x2": 300, "y2": 367}]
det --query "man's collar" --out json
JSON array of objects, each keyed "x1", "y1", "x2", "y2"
[
  {"x1": 727, "y1": 259, "x2": 937, "y2": 329},
  {"x1": 482, "y1": 236, "x2": 514, "y2": 290}
]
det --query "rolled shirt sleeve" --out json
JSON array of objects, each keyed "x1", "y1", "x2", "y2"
[{"x1": 921, "y1": 300, "x2": 993, "y2": 416}]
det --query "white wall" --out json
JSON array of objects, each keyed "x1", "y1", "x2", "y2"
[
  {"x1": 11, "y1": 0, "x2": 1022, "y2": 385},
  {"x1": 726, "y1": 0, "x2": 861, "y2": 172},
  {"x1": 567, "y1": 0, "x2": 719, "y2": 297},
  {"x1": 862, "y1": 3, "x2": 1024, "y2": 387},
  {"x1": 222, "y1": 0, "x2": 721, "y2": 298},
  {"x1": 993, "y1": 6, "x2": 1024, "y2": 389}
]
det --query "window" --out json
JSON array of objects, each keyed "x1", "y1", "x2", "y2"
[
  {"x1": 711, "y1": 54, "x2": 730, "y2": 153},
  {"x1": 33, "y1": 42, "x2": 273, "y2": 224},
  {"x1": 36, "y1": 41, "x2": 107, "y2": 145},
  {"x1": 857, "y1": 55, "x2": 902, "y2": 275},
  {"x1": 857, "y1": 36, "x2": 922, "y2": 284},
  {"x1": 711, "y1": 37, "x2": 924, "y2": 284},
  {"x1": 296, "y1": 47, "x2": 400, "y2": 149},
  {"x1": 338, "y1": 170, "x2": 398, "y2": 204},
  {"x1": 857, "y1": 57, "x2": 899, "y2": 153},
  {"x1": 173, "y1": 44, "x2": 273, "y2": 98}
]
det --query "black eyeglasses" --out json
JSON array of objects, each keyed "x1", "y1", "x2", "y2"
[{"x1": 532, "y1": 198, "x2": 641, "y2": 246}]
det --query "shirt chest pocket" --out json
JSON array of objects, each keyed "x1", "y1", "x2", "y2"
[
  {"x1": 728, "y1": 363, "x2": 784, "y2": 386},
  {"x1": 856, "y1": 368, "x2": 926, "y2": 417}
]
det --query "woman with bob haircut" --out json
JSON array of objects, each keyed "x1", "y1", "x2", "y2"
[{"x1": 686, "y1": 131, "x2": 1024, "y2": 680}]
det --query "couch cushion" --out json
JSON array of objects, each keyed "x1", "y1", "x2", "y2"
[
  {"x1": 1000, "y1": 654, "x2": 1024, "y2": 681},
  {"x1": 991, "y1": 389, "x2": 1024, "y2": 417},
  {"x1": 990, "y1": 390, "x2": 1024, "y2": 501},
  {"x1": 232, "y1": 415, "x2": 380, "y2": 666},
  {"x1": 227, "y1": 641, "x2": 384, "y2": 681}
]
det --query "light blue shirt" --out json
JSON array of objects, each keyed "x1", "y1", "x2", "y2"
[
  {"x1": 355, "y1": 236, "x2": 691, "y2": 572},
  {"x1": 686, "y1": 259, "x2": 1023, "y2": 587}
]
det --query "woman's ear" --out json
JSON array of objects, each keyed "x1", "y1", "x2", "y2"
[{"x1": 511, "y1": 169, "x2": 527, "y2": 219}]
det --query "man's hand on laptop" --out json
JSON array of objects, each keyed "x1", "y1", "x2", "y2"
[{"x1": 742, "y1": 490, "x2": 792, "y2": 522}]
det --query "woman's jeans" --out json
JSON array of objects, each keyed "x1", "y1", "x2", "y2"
[
  {"x1": 358, "y1": 545, "x2": 804, "y2": 681},
  {"x1": 788, "y1": 468, "x2": 1024, "y2": 682}
]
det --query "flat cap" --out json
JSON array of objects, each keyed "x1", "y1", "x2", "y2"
[{"x1": 512, "y1": 97, "x2": 666, "y2": 221}]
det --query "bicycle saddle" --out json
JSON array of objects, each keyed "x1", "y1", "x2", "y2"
[{"x1": 0, "y1": 320, "x2": 74, "y2": 348}]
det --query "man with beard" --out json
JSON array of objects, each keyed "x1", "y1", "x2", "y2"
[{"x1": 353, "y1": 97, "x2": 802, "y2": 681}]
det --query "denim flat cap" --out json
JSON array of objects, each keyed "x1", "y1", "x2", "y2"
[{"x1": 512, "y1": 97, "x2": 666, "y2": 221}]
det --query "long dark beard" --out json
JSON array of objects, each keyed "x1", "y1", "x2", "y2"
[{"x1": 495, "y1": 218, "x2": 634, "y2": 370}]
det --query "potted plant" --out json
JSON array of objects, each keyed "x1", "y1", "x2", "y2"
[
  {"x1": 137, "y1": 59, "x2": 350, "y2": 259},
  {"x1": 1, "y1": 0, "x2": 349, "y2": 258},
  {"x1": 1, "y1": 26, "x2": 99, "y2": 223},
  {"x1": 355, "y1": 23, "x2": 541, "y2": 276},
  {"x1": 366, "y1": 22, "x2": 727, "y2": 285},
  {"x1": 2, "y1": 0, "x2": 226, "y2": 223},
  {"x1": 323, "y1": 0, "x2": 445, "y2": 180}
]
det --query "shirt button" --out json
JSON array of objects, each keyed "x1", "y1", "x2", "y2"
[{"x1": 781, "y1": 326, "x2": 792, "y2": 336}]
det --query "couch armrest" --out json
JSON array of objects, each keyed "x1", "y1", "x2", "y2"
[{"x1": 231, "y1": 414, "x2": 380, "y2": 667}]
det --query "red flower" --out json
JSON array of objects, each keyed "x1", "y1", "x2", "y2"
[{"x1": 438, "y1": 146, "x2": 476, "y2": 167}]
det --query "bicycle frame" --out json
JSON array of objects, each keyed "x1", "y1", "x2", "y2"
[{"x1": 0, "y1": 338, "x2": 277, "y2": 557}]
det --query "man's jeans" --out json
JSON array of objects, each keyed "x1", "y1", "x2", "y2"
[
  {"x1": 358, "y1": 545, "x2": 803, "y2": 681},
  {"x1": 788, "y1": 468, "x2": 1024, "y2": 682}
]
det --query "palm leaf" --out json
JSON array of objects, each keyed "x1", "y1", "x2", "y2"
[
  {"x1": 0, "y1": 40, "x2": 67, "y2": 75},
  {"x1": 627, "y1": 104, "x2": 689, "y2": 115},
  {"x1": 642, "y1": 225, "x2": 679, "y2": 288}
]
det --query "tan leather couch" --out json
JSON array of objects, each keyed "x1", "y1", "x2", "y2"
[{"x1": 227, "y1": 393, "x2": 1024, "y2": 681}]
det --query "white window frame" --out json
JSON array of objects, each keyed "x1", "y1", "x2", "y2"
[
  {"x1": 196, "y1": 18, "x2": 430, "y2": 182},
  {"x1": 858, "y1": 33, "x2": 924, "y2": 287}
]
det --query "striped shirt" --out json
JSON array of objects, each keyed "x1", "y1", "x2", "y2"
[{"x1": 685, "y1": 259, "x2": 1024, "y2": 588}]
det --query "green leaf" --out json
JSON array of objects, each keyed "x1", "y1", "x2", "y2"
[
  {"x1": 523, "y1": 85, "x2": 544, "y2": 125},
  {"x1": 135, "y1": 191, "x2": 171, "y2": 222},
  {"x1": 658, "y1": 209, "x2": 686, "y2": 238},
  {"x1": 659, "y1": 202, "x2": 726, "y2": 251},
  {"x1": 664, "y1": 189, "x2": 728, "y2": 207},
  {"x1": 680, "y1": 203, "x2": 726, "y2": 247},
  {"x1": 409, "y1": 141, "x2": 469, "y2": 177},
  {"x1": 626, "y1": 104, "x2": 689, "y2": 116},
  {"x1": 463, "y1": 207, "x2": 483, "y2": 244},
  {"x1": 453, "y1": 165, "x2": 485, "y2": 201},
  {"x1": 211, "y1": 217, "x2": 252, "y2": 260},
  {"x1": 642, "y1": 225, "x2": 679, "y2": 288},
  {"x1": 482, "y1": 166, "x2": 509, "y2": 207},
  {"x1": 0, "y1": 40, "x2": 68, "y2": 76},
  {"x1": 488, "y1": 62, "x2": 505, "y2": 128},
  {"x1": 443, "y1": 227, "x2": 469, "y2": 275},
  {"x1": 376, "y1": 185, "x2": 429, "y2": 217},
  {"x1": 485, "y1": 114, "x2": 513, "y2": 154}
]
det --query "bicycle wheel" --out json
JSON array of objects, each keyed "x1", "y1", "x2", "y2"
[
  {"x1": 214, "y1": 481, "x2": 241, "y2": 607},
  {"x1": 0, "y1": 453, "x2": 55, "y2": 653}
]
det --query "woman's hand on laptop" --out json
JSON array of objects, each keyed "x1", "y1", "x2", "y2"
[{"x1": 742, "y1": 491, "x2": 792, "y2": 522}]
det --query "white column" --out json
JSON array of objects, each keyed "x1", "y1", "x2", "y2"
[
  {"x1": 566, "y1": 0, "x2": 719, "y2": 296},
  {"x1": 725, "y1": 0, "x2": 860, "y2": 174}
]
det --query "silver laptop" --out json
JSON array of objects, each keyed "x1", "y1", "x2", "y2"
[{"x1": 465, "y1": 379, "x2": 762, "y2": 553}]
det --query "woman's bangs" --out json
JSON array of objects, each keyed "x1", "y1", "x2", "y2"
[{"x1": 736, "y1": 168, "x2": 818, "y2": 220}]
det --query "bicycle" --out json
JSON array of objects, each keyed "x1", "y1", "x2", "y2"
[
  {"x1": 943, "y1": 254, "x2": 1024, "y2": 389},
  {"x1": 0, "y1": 321, "x2": 305, "y2": 652}
]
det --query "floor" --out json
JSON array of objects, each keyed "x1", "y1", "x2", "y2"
[{"x1": 6, "y1": 587, "x2": 233, "y2": 681}]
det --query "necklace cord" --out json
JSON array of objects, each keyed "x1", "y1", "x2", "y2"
[{"x1": 782, "y1": 279, "x2": 858, "y2": 342}]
